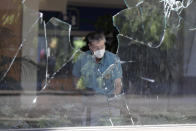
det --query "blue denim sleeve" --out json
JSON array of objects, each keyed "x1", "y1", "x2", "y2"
[
  {"x1": 72, "y1": 56, "x2": 81, "y2": 78},
  {"x1": 112, "y1": 56, "x2": 122, "y2": 80}
]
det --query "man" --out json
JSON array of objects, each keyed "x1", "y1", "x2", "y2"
[
  {"x1": 72, "y1": 31, "x2": 123, "y2": 96},
  {"x1": 71, "y1": 32, "x2": 134, "y2": 126}
]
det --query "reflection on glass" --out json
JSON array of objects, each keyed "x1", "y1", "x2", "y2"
[
  {"x1": 0, "y1": 0, "x2": 196, "y2": 129},
  {"x1": 46, "y1": 17, "x2": 72, "y2": 77}
]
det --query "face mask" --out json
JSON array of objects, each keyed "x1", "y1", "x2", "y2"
[{"x1": 94, "y1": 48, "x2": 105, "y2": 58}]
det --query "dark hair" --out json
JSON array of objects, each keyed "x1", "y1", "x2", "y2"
[{"x1": 84, "y1": 31, "x2": 106, "y2": 45}]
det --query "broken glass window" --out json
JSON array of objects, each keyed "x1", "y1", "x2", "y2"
[{"x1": 0, "y1": 0, "x2": 196, "y2": 129}]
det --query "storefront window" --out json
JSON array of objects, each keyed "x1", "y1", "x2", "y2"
[{"x1": 0, "y1": 0, "x2": 196, "y2": 129}]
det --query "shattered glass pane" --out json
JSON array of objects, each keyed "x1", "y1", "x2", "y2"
[
  {"x1": 184, "y1": 1, "x2": 196, "y2": 30},
  {"x1": 0, "y1": 4, "x2": 39, "y2": 81},
  {"x1": 115, "y1": 0, "x2": 196, "y2": 126},
  {"x1": 0, "y1": 0, "x2": 196, "y2": 129},
  {"x1": 114, "y1": 0, "x2": 180, "y2": 48},
  {"x1": 123, "y1": 0, "x2": 144, "y2": 7},
  {"x1": 45, "y1": 17, "x2": 72, "y2": 78}
]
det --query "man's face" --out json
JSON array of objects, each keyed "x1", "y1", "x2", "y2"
[{"x1": 89, "y1": 39, "x2": 105, "y2": 52}]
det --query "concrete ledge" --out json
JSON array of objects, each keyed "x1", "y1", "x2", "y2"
[{"x1": 15, "y1": 124, "x2": 196, "y2": 131}]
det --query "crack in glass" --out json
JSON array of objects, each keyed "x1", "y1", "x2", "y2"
[
  {"x1": 0, "y1": 0, "x2": 196, "y2": 128},
  {"x1": 0, "y1": 6, "x2": 43, "y2": 82},
  {"x1": 114, "y1": 0, "x2": 194, "y2": 49}
]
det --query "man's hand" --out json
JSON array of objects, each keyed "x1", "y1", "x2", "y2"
[{"x1": 114, "y1": 78, "x2": 122, "y2": 95}]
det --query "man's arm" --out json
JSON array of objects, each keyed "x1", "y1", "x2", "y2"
[
  {"x1": 114, "y1": 78, "x2": 122, "y2": 95},
  {"x1": 72, "y1": 53, "x2": 83, "y2": 89},
  {"x1": 73, "y1": 77, "x2": 79, "y2": 88},
  {"x1": 113, "y1": 55, "x2": 123, "y2": 95}
]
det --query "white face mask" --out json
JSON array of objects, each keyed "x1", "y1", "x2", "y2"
[{"x1": 94, "y1": 48, "x2": 105, "y2": 58}]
